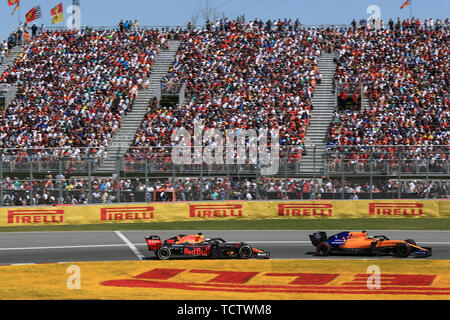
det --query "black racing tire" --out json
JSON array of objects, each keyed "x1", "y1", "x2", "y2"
[
  {"x1": 238, "y1": 245, "x2": 253, "y2": 259},
  {"x1": 156, "y1": 246, "x2": 172, "y2": 260},
  {"x1": 316, "y1": 242, "x2": 331, "y2": 256},
  {"x1": 395, "y1": 243, "x2": 411, "y2": 258},
  {"x1": 404, "y1": 239, "x2": 416, "y2": 246}
]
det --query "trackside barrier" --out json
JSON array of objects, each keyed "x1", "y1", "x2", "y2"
[{"x1": 0, "y1": 200, "x2": 449, "y2": 227}]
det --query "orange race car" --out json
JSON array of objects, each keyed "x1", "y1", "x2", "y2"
[{"x1": 309, "y1": 231, "x2": 432, "y2": 258}]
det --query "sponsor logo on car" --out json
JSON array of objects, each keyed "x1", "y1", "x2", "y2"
[
  {"x1": 101, "y1": 268, "x2": 449, "y2": 295},
  {"x1": 183, "y1": 247, "x2": 210, "y2": 256},
  {"x1": 7, "y1": 209, "x2": 64, "y2": 224},
  {"x1": 146, "y1": 239, "x2": 161, "y2": 245},
  {"x1": 189, "y1": 204, "x2": 243, "y2": 218},
  {"x1": 369, "y1": 203, "x2": 423, "y2": 216},
  {"x1": 100, "y1": 206, "x2": 154, "y2": 221},
  {"x1": 278, "y1": 203, "x2": 333, "y2": 216}
]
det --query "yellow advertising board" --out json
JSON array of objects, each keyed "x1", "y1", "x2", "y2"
[{"x1": 0, "y1": 200, "x2": 448, "y2": 227}]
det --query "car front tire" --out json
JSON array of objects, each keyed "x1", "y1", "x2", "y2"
[
  {"x1": 395, "y1": 243, "x2": 411, "y2": 258},
  {"x1": 238, "y1": 245, "x2": 253, "y2": 259}
]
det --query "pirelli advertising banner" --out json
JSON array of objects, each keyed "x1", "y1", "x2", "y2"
[{"x1": 0, "y1": 200, "x2": 449, "y2": 227}]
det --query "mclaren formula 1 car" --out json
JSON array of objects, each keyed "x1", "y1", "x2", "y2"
[
  {"x1": 309, "y1": 231, "x2": 432, "y2": 258},
  {"x1": 145, "y1": 233, "x2": 270, "y2": 260}
]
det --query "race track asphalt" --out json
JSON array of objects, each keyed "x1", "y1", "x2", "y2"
[{"x1": 0, "y1": 230, "x2": 449, "y2": 265}]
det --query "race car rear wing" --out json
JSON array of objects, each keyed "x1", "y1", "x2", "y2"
[
  {"x1": 145, "y1": 235, "x2": 162, "y2": 251},
  {"x1": 309, "y1": 231, "x2": 328, "y2": 246}
]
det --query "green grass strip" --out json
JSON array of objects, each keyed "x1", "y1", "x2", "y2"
[{"x1": 0, "y1": 218, "x2": 449, "y2": 232}]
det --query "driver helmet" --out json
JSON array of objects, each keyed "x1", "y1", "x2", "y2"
[{"x1": 196, "y1": 233, "x2": 204, "y2": 242}]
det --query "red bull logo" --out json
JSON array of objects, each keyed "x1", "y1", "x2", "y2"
[
  {"x1": 7, "y1": 209, "x2": 64, "y2": 224},
  {"x1": 183, "y1": 247, "x2": 210, "y2": 256},
  {"x1": 369, "y1": 203, "x2": 423, "y2": 216},
  {"x1": 278, "y1": 203, "x2": 333, "y2": 217},
  {"x1": 189, "y1": 204, "x2": 243, "y2": 218},
  {"x1": 100, "y1": 206, "x2": 154, "y2": 221}
]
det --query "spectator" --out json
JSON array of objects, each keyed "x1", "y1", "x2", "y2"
[
  {"x1": 31, "y1": 24, "x2": 38, "y2": 38},
  {"x1": 0, "y1": 48, "x2": 5, "y2": 65}
]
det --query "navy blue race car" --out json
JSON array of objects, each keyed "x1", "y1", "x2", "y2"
[{"x1": 145, "y1": 233, "x2": 270, "y2": 260}]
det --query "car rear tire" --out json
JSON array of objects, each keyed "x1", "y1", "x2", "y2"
[
  {"x1": 316, "y1": 242, "x2": 331, "y2": 256},
  {"x1": 238, "y1": 245, "x2": 253, "y2": 259},
  {"x1": 395, "y1": 243, "x2": 411, "y2": 258},
  {"x1": 156, "y1": 246, "x2": 172, "y2": 260}
]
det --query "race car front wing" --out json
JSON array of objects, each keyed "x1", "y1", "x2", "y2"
[{"x1": 252, "y1": 248, "x2": 271, "y2": 259}]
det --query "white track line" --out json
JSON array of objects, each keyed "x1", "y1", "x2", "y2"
[
  {"x1": 114, "y1": 231, "x2": 144, "y2": 260},
  {"x1": 0, "y1": 244, "x2": 127, "y2": 251}
]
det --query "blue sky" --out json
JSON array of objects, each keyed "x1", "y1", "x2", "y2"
[{"x1": 1, "y1": 0, "x2": 449, "y2": 41}]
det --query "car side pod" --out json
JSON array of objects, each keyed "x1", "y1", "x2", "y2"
[{"x1": 145, "y1": 235, "x2": 162, "y2": 251}]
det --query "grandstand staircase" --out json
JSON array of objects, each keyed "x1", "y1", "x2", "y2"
[
  {"x1": 96, "y1": 40, "x2": 181, "y2": 173},
  {"x1": 299, "y1": 52, "x2": 336, "y2": 175},
  {"x1": 361, "y1": 96, "x2": 370, "y2": 110},
  {"x1": 0, "y1": 45, "x2": 23, "y2": 75}
]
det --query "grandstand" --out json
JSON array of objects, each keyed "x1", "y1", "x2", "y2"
[{"x1": 0, "y1": 16, "x2": 448, "y2": 206}]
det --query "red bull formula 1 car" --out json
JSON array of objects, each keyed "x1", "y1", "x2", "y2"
[
  {"x1": 309, "y1": 231, "x2": 432, "y2": 258},
  {"x1": 145, "y1": 233, "x2": 270, "y2": 260}
]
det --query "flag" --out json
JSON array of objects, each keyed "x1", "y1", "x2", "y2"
[
  {"x1": 26, "y1": 5, "x2": 41, "y2": 23},
  {"x1": 51, "y1": 3, "x2": 63, "y2": 16},
  {"x1": 10, "y1": 2, "x2": 19, "y2": 15},
  {"x1": 400, "y1": 0, "x2": 410, "y2": 9},
  {"x1": 8, "y1": 0, "x2": 19, "y2": 6},
  {"x1": 51, "y1": 2, "x2": 63, "y2": 24},
  {"x1": 52, "y1": 12, "x2": 63, "y2": 24}
]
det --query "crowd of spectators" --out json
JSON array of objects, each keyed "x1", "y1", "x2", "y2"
[
  {"x1": 1, "y1": 175, "x2": 448, "y2": 206},
  {"x1": 123, "y1": 17, "x2": 449, "y2": 169},
  {"x1": 326, "y1": 18, "x2": 449, "y2": 166},
  {"x1": 126, "y1": 18, "x2": 326, "y2": 163},
  {"x1": 0, "y1": 17, "x2": 448, "y2": 180},
  {"x1": 0, "y1": 28, "x2": 167, "y2": 160}
]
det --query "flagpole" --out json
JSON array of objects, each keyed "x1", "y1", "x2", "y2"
[
  {"x1": 40, "y1": 4, "x2": 43, "y2": 29},
  {"x1": 410, "y1": 0, "x2": 413, "y2": 19}
]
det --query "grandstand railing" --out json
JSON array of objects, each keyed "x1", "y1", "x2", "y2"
[
  {"x1": 0, "y1": 176, "x2": 448, "y2": 207},
  {"x1": 336, "y1": 82, "x2": 362, "y2": 96},
  {"x1": 324, "y1": 158, "x2": 449, "y2": 175},
  {"x1": 324, "y1": 145, "x2": 449, "y2": 175},
  {"x1": 160, "y1": 82, "x2": 183, "y2": 95},
  {"x1": 45, "y1": 25, "x2": 185, "y2": 32},
  {"x1": 45, "y1": 23, "x2": 351, "y2": 32},
  {"x1": 0, "y1": 147, "x2": 447, "y2": 206},
  {"x1": 0, "y1": 145, "x2": 448, "y2": 177}
]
